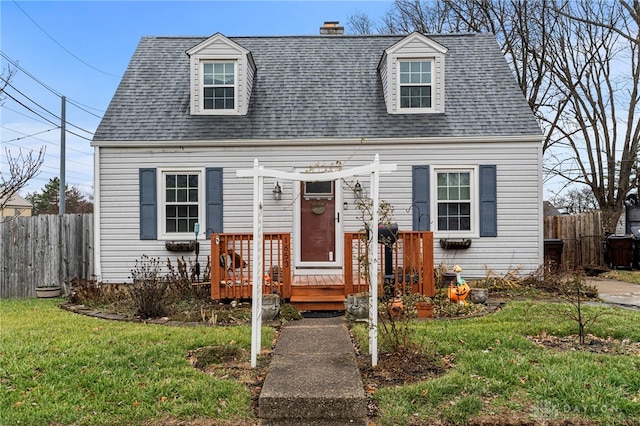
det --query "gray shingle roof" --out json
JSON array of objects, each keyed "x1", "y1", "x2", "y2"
[{"x1": 93, "y1": 33, "x2": 542, "y2": 142}]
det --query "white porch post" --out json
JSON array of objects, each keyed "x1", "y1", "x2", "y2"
[
  {"x1": 369, "y1": 154, "x2": 381, "y2": 367},
  {"x1": 250, "y1": 159, "x2": 264, "y2": 368}
]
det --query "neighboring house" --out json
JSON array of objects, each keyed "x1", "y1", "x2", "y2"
[
  {"x1": 0, "y1": 194, "x2": 32, "y2": 217},
  {"x1": 92, "y1": 23, "x2": 543, "y2": 289}
]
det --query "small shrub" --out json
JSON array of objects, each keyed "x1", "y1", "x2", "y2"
[
  {"x1": 129, "y1": 255, "x2": 171, "y2": 319},
  {"x1": 280, "y1": 303, "x2": 302, "y2": 321},
  {"x1": 166, "y1": 256, "x2": 211, "y2": 299},
  {"x1": 67, "y1": 276, "x2": 126, "y2": 307},
  {"x1": 68, "y1": 276, "x2": 102, "y2": 304}
]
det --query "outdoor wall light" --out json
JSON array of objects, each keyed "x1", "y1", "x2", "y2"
[
  {"x1": 343, "y1": 201, "x2": 348, "y2": 210},
  {"x1": 354, "y1": 181, "x2": 362, "y2": 197},
  {"x1": 273, "y1": 182, "x2": 282, "y2": 200}
]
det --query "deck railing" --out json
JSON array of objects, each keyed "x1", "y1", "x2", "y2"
[
  {"x1": 210, "y1": 231, "x2": 434, "y2": 300},
  {"x1": 344, "y1": 231, "x2": 435, "y2": 298},
  {"x1": 211, "y1": 233, "x2": 292, "y2": 300}
]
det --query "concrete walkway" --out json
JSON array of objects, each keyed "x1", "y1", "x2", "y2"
[
  {"x1": 259, "y1": 316, "x2": 367, "y2": 425},
  {"x1": 586, "y1": 277, "x2": 640, "y2": 310}
]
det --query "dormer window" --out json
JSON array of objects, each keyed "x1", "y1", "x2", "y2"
[
  {"x1": 399, "y1": 60, "x2": 432, "y2": 109},
  {"x1": 187, "y1": 33, "x2": 255, "y2": 116},
  {"x1": 203, "y1": 62, "x2": 235, "y2": 110},
  {"x1": 379, "y1": 33, "x2": 447, "y2": 115}
]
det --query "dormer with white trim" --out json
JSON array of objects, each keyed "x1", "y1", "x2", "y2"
[
  {"x1": 187, "y1": 33, "x2": 256, "y2": 116},
  {"x1": 379, "y1": 32, "x2": 447, "y2": 114}
]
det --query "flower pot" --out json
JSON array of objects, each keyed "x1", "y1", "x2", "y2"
[
  {"x1": 345, "y1": 293, "x2": 369, "y2": 320},
  {"x1": 387, "y1": 297, "x2": 404, "y2": 319},
  {"x1": 469, "y1": 288, "x2": 488, "y2": 304},
  {"x1": 35, "y1": 286, "x2": 61, "y2": 298},
  {"x1": 261, "y1": 294, "x2": 280, "y2": 321},
  {"x1": 415, "y1": 301, "x2": 434, "y2": 318}
]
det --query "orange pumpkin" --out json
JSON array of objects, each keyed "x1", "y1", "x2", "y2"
[{"x1": 448, "y1": 283, "x2": 470, "y2": 303}]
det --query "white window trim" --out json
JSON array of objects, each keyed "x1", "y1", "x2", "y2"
[
  {"x1": 198, "y1": 59, "x2": 239, "y2": 115},
  {"x1": 158, "y1": 167, "x2": 206, "y2": 240},
  {"x1": 396, "y1": 58, "x2": 436, "y2": 114},
  {"x1": 431, "y1": 166, "x2": 479, "y2": 238}
]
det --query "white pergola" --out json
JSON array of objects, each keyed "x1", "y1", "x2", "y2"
[{"x1": 236, "y1": 154, "x2": 396, "y2": 367}]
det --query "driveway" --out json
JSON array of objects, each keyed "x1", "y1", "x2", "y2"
[{"x1": 586, "y1": 276, "x2": 640, "y2": 310}]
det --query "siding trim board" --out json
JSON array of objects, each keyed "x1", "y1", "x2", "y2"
[{"x1": 91, "y1": 134, "x2": 543, "y2": 149}]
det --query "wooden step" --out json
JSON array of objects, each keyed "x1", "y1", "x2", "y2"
[
  {"x1": 291, "y1": 301, "x2": 347, "y2": 311},
  {"x1": 291, "y1": 285, "x2": 344, "y2": 297},
  {"x1": 290, "y1": 294, "x2": 346, "y2": 303},
  {"x1": 290, "y1": 285, "x2": 346, "y2": 311}
]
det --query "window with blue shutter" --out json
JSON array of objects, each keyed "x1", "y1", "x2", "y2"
[
  {"x1": 139, "y1": 167, "x2": 223, "y2": 240},
  {"x1": 413, "y1": 164, "x2": 496, "y2": 237},
  {"x1": 205, "y1": 167, "x2": 223, "y2": 239},
  {"x1": 479, "y1": 165, "x2": 497, "y2": 237},
  {"x1": 412, "y1": 165, "x2": 430, "y2": 231},
  {"x1": 139, "y1": 168, "x2": 157, "y2": 240}
]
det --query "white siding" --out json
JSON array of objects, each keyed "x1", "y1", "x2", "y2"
[{"x1": 97, "y1": 138, "x2": 542, "y2": 282}]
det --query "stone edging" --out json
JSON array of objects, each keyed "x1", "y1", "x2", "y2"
[{"x1": 60, "y1": 302, "x2": 219, "y2": 327}]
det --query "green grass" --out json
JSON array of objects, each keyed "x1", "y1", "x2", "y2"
[
  {"x1": 602, "y1": 270, "x2": 640, "y2": 285},
  {"x1": 353, "y1": 302, "x2": 640, "y2": 425},
  {"x1": 0, "y1": 298, "x2": 274, "y2": 425}
]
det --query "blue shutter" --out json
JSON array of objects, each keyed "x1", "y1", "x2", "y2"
[
  {"x1": 412, "y1": 165, "x2": 430, "y2": 231},
  {"x1": 479, "y1": 165, "x2": 497, "y2": 237},
  {"x1": 205, "y1": 167, "x2": 223, "y2": 239},
  {"x1": 139, "y1": 168, "x2": 157, "y2": 240}
]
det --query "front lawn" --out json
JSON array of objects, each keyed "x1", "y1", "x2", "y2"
[
  {"x1": 352, "y1": 302, "x2": 640, "y2": 425},
  {"x1": 0, "y1": 298, "x2": 273, "y2": 426}
]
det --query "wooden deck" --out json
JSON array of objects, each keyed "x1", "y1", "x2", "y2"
[
  {"x1": 210, "y1": 231, "x2": 434, "y2": 310},
  {"x1": 292, "y1": 274, "x2": 344, "y2": 286}
]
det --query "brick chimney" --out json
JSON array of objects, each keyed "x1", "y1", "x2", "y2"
[{"x1": 320, "y1": 21, "x2": 344, "y2": 35}]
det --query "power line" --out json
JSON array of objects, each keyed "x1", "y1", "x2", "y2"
[
  {"x1": 0, "y1": 51, "x2": 107, "y2": 116},
  {"x1": 66, "y1": 98, "x2": 105, "y2": 119},
  {"x1": 2, "y1": 105, "x2": 57, "y2": 127},
  {"x1": 2, "y1": 127, "x2": 94, "y2": 156},
  {"x1": 2, "y1": 91, "x2": 59, "y2": 127},
  {"x1": 2, "y1": 78, "x2": 95, "y2": 135},
  {"x1": 1, "y1": 51, "x2": 62, "y2": 97},
  {"x1": 1, "y1": 127, "x2": 58, "y2": 143},
  {"x1": 11, "y1": 1, "x2": 120, "y2": 78},
  {"x1": 2, "y1": 77, "x2": 60, "y2": 121}
]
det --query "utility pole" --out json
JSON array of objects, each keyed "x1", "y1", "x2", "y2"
[{"x1": 60, "y1": 96, "x2": 66, "y2": 215}]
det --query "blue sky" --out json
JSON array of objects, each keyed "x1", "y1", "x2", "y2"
[{"x1": 1, "y1": 0, "x2": 393, "y2": 196}]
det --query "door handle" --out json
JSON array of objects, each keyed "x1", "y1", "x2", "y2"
[{"x1": 337, "y1": 212, "x2": 340, "y2": 223}]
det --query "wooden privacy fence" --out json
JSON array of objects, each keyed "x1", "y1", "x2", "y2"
[
  {"x1": 0, "y1": 214, "x2": 94, "y2": 298},
  {"x1": 543, "y1": 211, "x2": 606, "y2": 270}
]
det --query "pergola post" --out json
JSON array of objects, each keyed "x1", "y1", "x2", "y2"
[
  {"x1": 237, "y1": 155, "x2": 396, "y2": 368},
  {"x1": 250, "y1": 159, "x2": 264, "y2": 368}
]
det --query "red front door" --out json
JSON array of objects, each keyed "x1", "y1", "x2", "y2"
[{"x1": 300, "y1": 181, "x2": 336, "y2": 263}]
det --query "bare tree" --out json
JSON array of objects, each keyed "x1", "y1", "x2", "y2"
[
  {"x1": 347, "y1": 10, "x2": 375, "y2": 35},
  {"x1": 548, "y1": 185, "x2": 598, "y2": 214},
  {"x1": 0, "y1": 65, "x2": 16, "y2": 106},
  {"x1": 348, "y1": 0, "x2": 639, "y2": 233},
  {"x1": 0, "y1": 65, "x2": 45, "y2": 209},
  {"x1": 1, "y1": 148, "x2": 45, "y2": 209},
  {"x1": 542, "y1": 1, "x2": 639, "y2": 232}
]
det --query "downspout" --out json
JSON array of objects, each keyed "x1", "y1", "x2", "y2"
[{"x1": 93, "y1": 146, "x2": 102, "y2": 280}]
